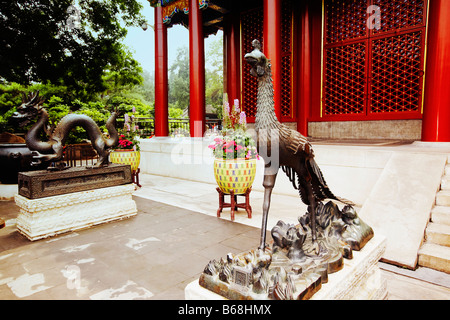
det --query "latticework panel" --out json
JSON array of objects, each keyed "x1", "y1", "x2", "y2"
[
  {"x1": 323, "y1": 42, "x2": 367, "y2": 116},
  {"x1": 281, "y1": 55, "x2": 292, "y2": 117},
  {"x1": 322, "y1": 0, "x2": 427, "y2": 120},
  {"x1": 372, "y1": 0, "x2": 426, "y2": 35},
  {"x1": 281, "y1": 0, "x2": 293, "y2": 118},
  {"x1": 370, "y1": 31, "x2": 424, "y2": 113},
  {"x1": 241, "y1": 8, "x2": 263, "y2": 119},
  {"x1": 324, "y1": 0, "x2": 368, "y2": 44}
]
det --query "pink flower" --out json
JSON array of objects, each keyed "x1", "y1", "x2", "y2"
[
  {"x1": 224, "y1": 102, "x2": 230, "y2": 115},
  {"x1": 239, "y1": 112, "x2": 247, "y2": 125},
  {"x1": 225, "y1": 141, "x2": 235, "y2": 148},
  {"x1": 234, "y1": 99, "x2": 240, "y2": 113}
]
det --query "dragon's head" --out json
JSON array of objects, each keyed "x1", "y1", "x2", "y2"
[
  {"x1": 11, "y1": 91, "x2": 46, "y2": 127},
  {"x1": 244, "y1": 39, "x2": 271, "y2": 78}
]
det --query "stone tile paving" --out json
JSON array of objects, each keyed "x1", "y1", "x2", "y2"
[
  {"x1": 0, "y1": 197, "x2": 265, "y2": 300},
  {"x1": 1, "y1": 196, "x2": 449, "y2": 300}
]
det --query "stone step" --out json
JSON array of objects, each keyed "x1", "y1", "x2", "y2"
[
  {"x1": 431, "y1": 206, "x2": 450, "y2": 226},
  {"x1": 418, "y1": 243, "x2": 450, "y2": 274},
  {"x1": 441, "y1": 177, "x2": 450, "y2": 190},
  {"x1": 435, "y1": 190, "x2": 450, "y2": 206},
  {"x1": 425, "y1": 222, "x2": 450, "y2": 247},
  {"x1": 445, "y1": 164, "x2": 450, "y2": 176}
]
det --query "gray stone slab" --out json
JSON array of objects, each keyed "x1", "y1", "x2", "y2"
[{"x1": 359, "y1": 152, "x2": 446, "y2": 269}]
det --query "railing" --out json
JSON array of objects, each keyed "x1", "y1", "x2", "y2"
[
  {"x1": 63, "y1": 143, "x2": 98, "y2": 167},
  {"x1": 60, "y1": 118, "x2": 222, "y2": 168},
  {"x1": 116, "y1": 118, "x2": 222, "y2": 137}
]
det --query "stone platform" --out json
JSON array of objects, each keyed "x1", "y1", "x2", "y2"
[
  {"x1": 185, "y1": 234, "x2": 387, "y2": 300},
  {"x1": 15, "y1": 184, "x2": 137, "y2": 241},
  {"x1": 140, "y1": 137, "x2": 450, "y2": 270}
]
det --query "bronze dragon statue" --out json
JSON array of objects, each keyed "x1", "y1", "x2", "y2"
[
  {"x1": 11, "y1": 91, "x2": 119, "y2": 169},
  {"x1": 244, "y1": 40, "x2": 353, "y2": 252}
]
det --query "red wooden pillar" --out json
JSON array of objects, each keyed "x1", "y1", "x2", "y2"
[
  {"x1": 263, "y1": 0, "x2": 282, "y2": 121},
  {"x1": 422, "y1": 0, "x2": 450, "y2": 142},
  {"x1": 224, "y1": 13, "x2": 240, "y2": 104},
  {"x1": 189, "y1": 0, "x2": 206, "y2": 137},
  {"x1": 154, "y1": 6, "x2": 169, "y2": 136},
  {"x1": 297, "y1": 1, "x2": 311, "y2": 136}
]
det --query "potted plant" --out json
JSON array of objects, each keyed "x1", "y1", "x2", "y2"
[
  {"x1": 208, "y1": 98, "x2": 258, "y2": 195},
  {"x1": 109, "y1": 107, "x2": 141, "y2": 172}
]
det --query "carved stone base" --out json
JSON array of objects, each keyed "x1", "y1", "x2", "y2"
[
  {"x1": 15, "y1": 184, "x2": 137, "y2": 241},
  {"x1": 186, "y1": 235, "x2": 387, "y2": 300},
  {"x1": 17, "y1": 164, "x2": 132, "y2": 199}
]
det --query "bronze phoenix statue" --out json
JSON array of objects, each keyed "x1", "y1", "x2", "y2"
[{"x1": 244, "y1": 40, "x2": 351, "y2": 252}]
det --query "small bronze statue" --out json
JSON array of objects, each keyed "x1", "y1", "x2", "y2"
[{"x1": 11, "y1": 91, "x2": 118, "y2": 169}]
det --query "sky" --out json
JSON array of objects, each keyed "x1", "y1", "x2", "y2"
[{"x1": 122, "y1": 0, "x2": 223, "y2": 75}]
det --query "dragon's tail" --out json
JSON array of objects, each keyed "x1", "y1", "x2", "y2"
[{"x1": 105, "y1": 112, "x2": 119, "y2": 148}]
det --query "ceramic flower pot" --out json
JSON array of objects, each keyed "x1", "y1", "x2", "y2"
[
  {"x1": 109, "y1": 150, "x2": 140, "y2": 172},
  {"x1": 214, "y1": 158, "x2": 257, "y2": 195}
]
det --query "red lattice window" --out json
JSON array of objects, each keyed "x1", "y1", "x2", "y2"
[
  {"x1": 372, "y1": 0, "x2": 426, "y2": 35},
  {"x1": 241, "y1": 8, "x2": 263, "y2": 120},
  {"x1": 323, "y1": 42, "x2": 367, "y2": 116},
  {"x1": 370, "y1": 31, "x2": 424, "y2": 114},
  {"x1": 281, "y1": 0, "x2": 294, "y2": 120},
  {"x1": 322, "y1": 0, "x2": 427, "y2": 120},
  {"x1": 325, "y1": 0, "x2": 368, "y2": 44}
]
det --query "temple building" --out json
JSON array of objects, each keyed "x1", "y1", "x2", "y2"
[{"x1": 148, "y1": 0, "x2": 450, "y2": 142}]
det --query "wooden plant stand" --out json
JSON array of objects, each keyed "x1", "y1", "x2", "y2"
[
  {"x1": 216, "y1": 187, "x2": 252, "y2": 221},
  {"x1": 132, "y1": 168, "x2": 141, "y2": 187}
]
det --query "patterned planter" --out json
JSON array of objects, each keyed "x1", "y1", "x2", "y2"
[
  {"x1": 214, "y1": 158, "x2": 257, "y2": 195},
  {"x1": 109, "y1": 150, "x2": 140, "y2": 172}
]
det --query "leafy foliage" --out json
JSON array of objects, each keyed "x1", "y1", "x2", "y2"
[
  {"x1": 168, "y1": 46, "x2": 190, "y2": 111},
  {"x1": 205, "y1": 35, "x2": 224, "y2": 118},
  {"x1": 0, "y1": 0, "x2": 145, "y2": 97}
]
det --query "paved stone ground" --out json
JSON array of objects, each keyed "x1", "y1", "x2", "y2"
[
  {"x1": 0, "y1": 197, "x2": 264, "y2": 300},
  {"x1": 0, "y1": 196, "x2": 449, "y2": 300}
]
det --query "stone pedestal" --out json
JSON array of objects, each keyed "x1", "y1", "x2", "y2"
[
  {"x1": 15, "y1": 184, "x2": 137, "y2": 241},
  {"x1": 185, "y1": 235, "x2": 388, "y2": 300}
]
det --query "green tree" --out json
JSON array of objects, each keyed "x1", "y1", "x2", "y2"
[
  {"x1": 0, "y1": 0, "x2": 145, "y2": 98},
  {"x1": 168, "y1": 46, "x2": 190, "y2": 110},
  {"x1": 102, "y1": 47, "x2": 144, "y2": 95},
  {"x1": 205, "y1": 34, "x2": 224, "y2": 118}
]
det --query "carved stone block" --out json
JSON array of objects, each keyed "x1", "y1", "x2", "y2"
[
  {"x1": 18, "y1": 164, "x2": 132, "y2": 199},
  {"x1": 15, "y1": 184, "x2": 137, "y2": 241}
]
